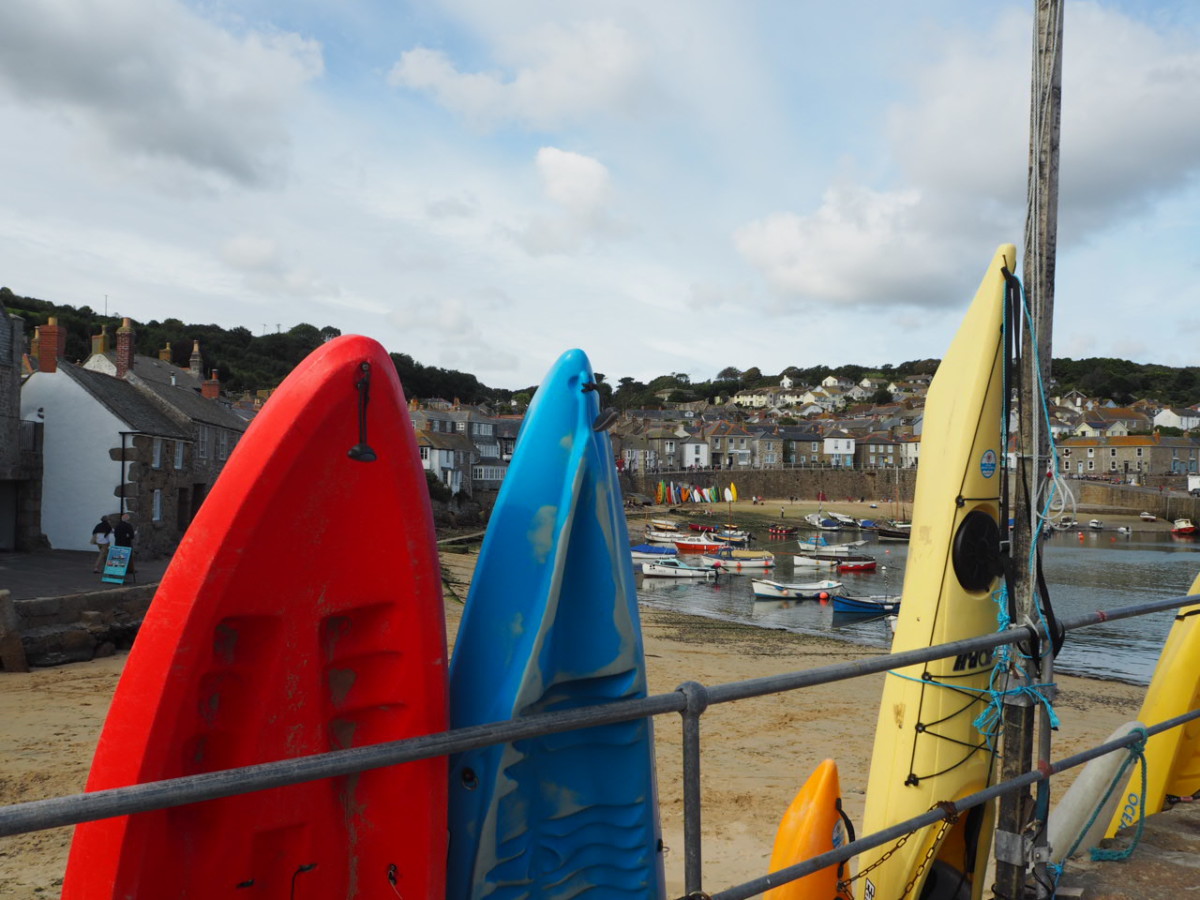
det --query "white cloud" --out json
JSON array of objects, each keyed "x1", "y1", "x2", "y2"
[
  {"x1": 536, "y1": 147, "x2": 610, "y2": 214},
  {"x1": 388, "y1": 19, "x2": 646, "y2": 129},
  {"x1": 0, "y1": 0, "x2": 323, "y2": 186},
  {"x1": 734, "y1": 185, "x2": 967, "y2": 308}
]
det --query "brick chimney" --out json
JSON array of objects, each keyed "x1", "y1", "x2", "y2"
[
  {"x1": 158, "y1": 342, "x2": 172, "y2": 362},
  {"x1": 116, "y1": 317, "x2": 135, "y2": 379},
  {"x1": 35, "y1": 317, "x2": 65, "y2": 374},
  {"x1": 202, "y1": 369, "x2": 221, "y2": 400},
  {"x1": 90, "y1": 324, "x2": 111, "y2": 357},
  {"x1": 189, "y1": 340, "x2": 203, "y2": 378}
]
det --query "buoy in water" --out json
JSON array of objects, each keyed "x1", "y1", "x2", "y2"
[{"x1": 819, "y1": 592, "x2": 829, "y2": 601}]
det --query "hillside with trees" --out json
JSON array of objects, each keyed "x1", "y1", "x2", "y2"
[{"x1": 5, "y1": 288, "x2": 1198, "y2": 409}]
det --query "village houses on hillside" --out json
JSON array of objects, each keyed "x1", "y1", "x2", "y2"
[{"x1": 8, "y1": 312, "x2": 1200, "y2": 554}]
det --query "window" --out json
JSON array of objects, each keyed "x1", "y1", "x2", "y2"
[
  {"x1": 666, "y1": 441, "x2": 675, "y2": 452},
  {"x1": 811, "y1": 442, "x2": 819, "y2": 451},
  {"x1": 152, "y1": 489, "x2": 163, "y2": 522},
  {"x1": 472, "y1": 465, "x2": 506, "y2": 482},
  {"x1": 1110, "y1": 460, "x2": 1118, "y2": 471},
  {"x1": 197, "y1": 426, "x2": 209, "y2": 459},
  {"x1": 1087, "y1": 460, "x2": 1094, "y2": 471},
  {"x1": 420, "y1": 446, "x2": 429, "y2": 460},
  {"x1": 152, "y1": 438, "x2": 162, "y2": 469},
  {"x1": 174, "y1": 442, "x2": 184, "y2": 469},
  {"x1": 1110, "y1": 448, "x2": 1117, "y2": 457},
  {"x1": 1087, "y1": 448, "x2": 1094, "y2": 458},
  {"x1": 713, "y1": 438, "x2": 722, "y2": 449},
  {"x1": 218, "y1": 430, "x2": 229, "y2": 460}
]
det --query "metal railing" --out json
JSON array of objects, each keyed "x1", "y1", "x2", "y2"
[{"x1": 2, "y1": 591, "x2": 1197, "y2": 898}]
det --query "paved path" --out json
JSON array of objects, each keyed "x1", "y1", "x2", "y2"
[{"x1": 0, "y1": 550, "x2": 171, "y2": 601}]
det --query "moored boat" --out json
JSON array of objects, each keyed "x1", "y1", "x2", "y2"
[
  {"x1": 796, "y1": 538, "x2": 867, "y2": 554},
  {"x1": 698, "y1": 548, "x2": 775, "y2": 570},
  {"x1": 641, "y1": 558, "x2": 717, "y2": 578},
  {"x1": 630, "y1": 544, "x2": 678, "y2": 561},
  {"x1": 792, "y1": 552, "x2": 877, "y2": 572},
  {"x1": 831, "y1": 593, "x2": 901, "y2": 615},
  {"x1": 673, "y1": 535, "x2": 723, "y2": 553},
  {"x1": 688, "y1": 522, "x2": 716, "y2": 532},
  {"x1": 644, "y1": 527, "x2": 683, "y2": 543},
  {"x1": 804, "y1": 512, "x2": 841, "y2": 530},
  {"x1": 768, "y1": 524, "x2": 799, "y2": 536},
  {"x1": 1139, "y1": 511, "x2": 1157, "y2": 522},
  {"x1": 650, "y1": 518, "x2": 679, "y2": 531},
  {"x1": 750, "y1": 578, "x2": 842, "y2": 600},
  {"x1": 1088, "y1": 518, "x2": 1104, "y2": 531},
  {"x1": 1172, "y1": 518, "x2": 1197, "y2": 535}
]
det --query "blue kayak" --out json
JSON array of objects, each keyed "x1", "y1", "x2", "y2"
[{"x1": 447, "y1": 349, "x2": 666, "y2": 900}]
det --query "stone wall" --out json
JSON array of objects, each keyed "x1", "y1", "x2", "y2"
[{"x1": 12, "y1": 584, "x2": 156, "y2": 667}]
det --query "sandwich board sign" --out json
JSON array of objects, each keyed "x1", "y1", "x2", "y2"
[{"x1": 102, "y1": 546, "x2": 132, "y2": 585}]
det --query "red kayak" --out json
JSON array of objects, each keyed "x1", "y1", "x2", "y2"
[{"x1": 63, "y1": 336, "x2": 448, "y2": 899}]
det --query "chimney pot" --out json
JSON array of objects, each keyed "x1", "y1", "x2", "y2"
[{"x1": 116, "y1": 318, "x2": 135, "y2": 379}]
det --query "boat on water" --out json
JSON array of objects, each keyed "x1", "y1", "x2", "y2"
[
  {"x1": 1053, "y1": 516, "x2": 1077, "y2": 530},
  {"x1": 698, "y1": 548, "x2": 774, "y2": 570},
  {"x1": 793, "y1": 553, "x2": 877, "y2": 572},
  {"x1": 1116, "y1": 526, "x2": 1132, "y2": 536},
  {"x1": 630, "y1": 544, "x2": 678, "y2": 561},
  {"x1": 750, "y1": 578, "x2": 842, "y2": 600},
  {"x1": 673, "y1": 535, "x2": 723, "y2": 553},
  {"x1": 768, "y1": 524, "x2": 799, "y2": 536},
  {"x1": 1088, "y1": 519, "x2": 1104, "y2": 531},
  {"x1": 1172, "y1": 518, "x2": 1197, "y2": 536},
  {"x1": 831, "y1": 593, "x2": 901, "y2": 615},
  {"x1": 796, "y1": 537, "x2": 867, "y2": 554},
  {"x1": 641, "y1": 558, "x2": 717, "y2": 578},
  {"x1": 873, "y1": 523, "x2": 911, "y2": 542},
  {"x1": 711, "y1": 530, "x2": 751, "y2": 544},
  {"x1": 828, "y1": 511, "x2": 859, "y2": 528}
]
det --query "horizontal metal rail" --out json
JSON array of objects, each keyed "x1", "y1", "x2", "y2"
[
  {"x1": 1, "y1": 590, "x2": 1197, "y2": 891},
  {"x1": 719, "y1": 703, "x2": 1200, "y2": 900}
]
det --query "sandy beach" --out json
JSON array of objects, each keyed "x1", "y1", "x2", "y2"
[{"x1": 0, "y1": 504, "x2": 1151, "y2": 897}]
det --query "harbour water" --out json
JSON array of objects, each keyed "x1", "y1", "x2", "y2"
[{"x1": 636, "y1": 529, "x2": 1200, "y2": 686}]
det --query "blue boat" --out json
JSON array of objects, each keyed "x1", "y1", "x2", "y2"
[
  {"x1": 832, "y1": 593, "x2": 901, "y2": 615},
  {"x1": 447, "y1": 349, "x2": 665, "y2": 900}
]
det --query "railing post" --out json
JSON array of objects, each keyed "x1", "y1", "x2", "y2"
[{"x1": 677, "y1": 681, "x2": 710, "y2": 895}]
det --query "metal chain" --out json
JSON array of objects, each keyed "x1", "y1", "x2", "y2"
[{"x1": 838, "y1": 815, "x2": 953, "y2": 900}]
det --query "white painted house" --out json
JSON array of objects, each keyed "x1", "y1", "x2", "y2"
[{"x1": 21, "y1": 357, "x2": 190, "y2": 551}]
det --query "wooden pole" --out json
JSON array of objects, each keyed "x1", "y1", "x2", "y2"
[{"x1": 994, "y1": 2, "x2": 1063, "y2": 898}]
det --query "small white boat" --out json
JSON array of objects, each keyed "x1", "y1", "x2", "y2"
[
  {"x1": 641, "y1": 558, "x2": 717, "y2": 578},
  {"x1": 644, "y1": 527, "x2": 682, "y2": 543},
  {"x1": 1053, "y1": 516, "x2": 1077, "y2": 531},
  {"x1": 829, "y1": 512, "x2": 859, "y2": 527},
  {"x1": 750, "y1": 578, "x2": 842, "y2": 600},
  {"x1": 1139, "y1": 511, "x2": 1157, "y2": 522},
  {"x1": 1116, "y1": 526, "x2": 1132, "y2": 536},
  {"x1": 1088, "y1": 519, "x2": 1104, "y2": 531},
  {"x1": 698, "y1": 549, "x2": 775, "y2": 570},
  {"x1": 804, "y1": 512, "x2": 841, "y2": 530},
  {"x1": 650, "y1": 518, "x2": 680, "y2": 531},
  {"x1": 1172, "y1": 518, "x2": 1197, "y2": 536},
  {"x1": 631, "y1": 544, "x2": 678, "y2": 561},
  {"x1": 796, "y1": 538, "x2": 868, "y2": 554}
]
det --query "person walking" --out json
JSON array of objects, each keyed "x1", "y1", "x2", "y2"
[
  {"x1": 112, "y1": 513, "x2": 137, "y2": 575},
  {"x1": 91, "y1": 515, "x2": 113, "y2": 573}
]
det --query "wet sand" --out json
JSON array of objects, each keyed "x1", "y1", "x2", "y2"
[{"x1": 0, "y1": 506, "x2": 1153, "y2": 897}]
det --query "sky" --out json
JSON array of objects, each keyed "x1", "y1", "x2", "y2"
[{"x1": 1, "y1": 1, "x2": 1199, "y2": 391}]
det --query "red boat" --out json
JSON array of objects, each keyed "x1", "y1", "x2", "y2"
[
  {"x1": 689, "y1": 523, "x2": 716, "y2": 532},
  {"x1": 768, "y1": 525, "x2": 799, "y2": 536},
  {"x1": 1172, "y1": 518, "x2": 1197, "y2": 536},
  {"x1": 837, "y1": 556, "x2": 878, "y2": 572},
  {"x1": 674, "y1": 536, "x2": 723, "y2": 553}
]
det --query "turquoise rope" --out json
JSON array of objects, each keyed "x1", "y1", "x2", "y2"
[{"x1": 1089, "y1": 727, "x2": 1149, "y2": 862}]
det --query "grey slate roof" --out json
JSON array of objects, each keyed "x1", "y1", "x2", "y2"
[
  {"x1": 93, "y1": 350, "x2": 205, "y2": 390},
  {"x1": 59, "y1": 364, "x2": 190, "y2": 439},
  {"x1": 135, "y1": 377, "x2": 248, "y2": 432}
]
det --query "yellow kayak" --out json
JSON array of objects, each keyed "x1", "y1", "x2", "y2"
[{"x1": 856, "y1": 245, "x2": 1015, "y2": 900}]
